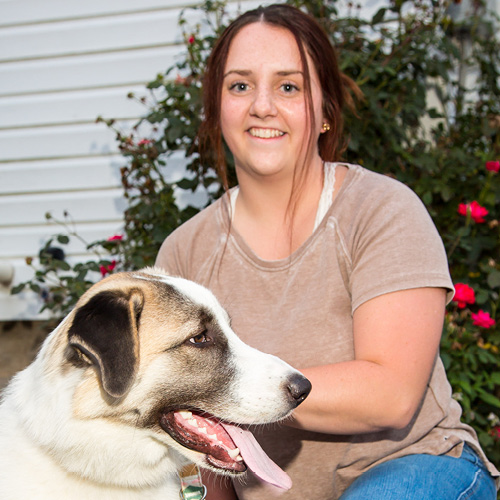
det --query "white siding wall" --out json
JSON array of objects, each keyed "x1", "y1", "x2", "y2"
[{"x1": 0, "y1": 0, "x2": 257, "y2": 320}]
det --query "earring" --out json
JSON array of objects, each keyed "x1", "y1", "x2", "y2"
[{"x1": 322, "y1": 122, "x2": 331, "y2": 132}]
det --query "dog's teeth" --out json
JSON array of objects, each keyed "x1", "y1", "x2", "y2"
[
  {"x1": 188, "y1": 419, "x2": 199, "y2": 428},
  {"x1": 179, "y1": 411, "x2": 192, "y2": 419},
  {"x1": 208, "y1": 434, "x2": 218, "y2": 440},
  {"x1": 199, "y1": 427, "x2": 207, "y2": 434},
  {"x1": 228, "y1": 448, "x2": 241, "y2": 460}
]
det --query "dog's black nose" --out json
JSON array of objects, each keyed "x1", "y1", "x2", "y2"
[{"x1": 287, "y1": 374, "x2": 312, "y2": 406}]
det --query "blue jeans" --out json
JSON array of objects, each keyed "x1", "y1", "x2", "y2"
[{"x1": 340, "y1": 445, "x2": 497, "y2": 499}]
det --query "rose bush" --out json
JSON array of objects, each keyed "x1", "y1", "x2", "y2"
[{"x1": 12, "y1": 0, "x2": 500, "y2": 474}]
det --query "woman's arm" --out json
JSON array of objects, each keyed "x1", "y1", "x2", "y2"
[{"x1": 290, "y1": 287, "x2": 447, "y2": 434}]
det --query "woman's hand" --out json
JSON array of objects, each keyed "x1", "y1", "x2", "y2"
[{"x1": 290, "y1": 287, "x2": 447, "y2": 434}]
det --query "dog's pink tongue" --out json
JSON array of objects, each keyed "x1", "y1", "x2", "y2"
[{"x1": 221, "y1": 423, "x2": 292, "y2": 490}]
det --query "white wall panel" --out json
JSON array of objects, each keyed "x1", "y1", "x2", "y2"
[
  {"x1": 0, "y1": 151, "x2": 191, "y2": 194},
  {"x1": 0, "y1": 189, "x2": 127, "y2": 226},
  {"x1": 0, "y1": 0, "x2": 256, "y2": 320},
  {"x1": 0, "y1": 222, "x2": 125, "y2": 258},
  {"x1": 0, "y1": 10, "x2": 183, "y2": 62},
  {"x1": 0, "y1": 157, "x2": 124, "y2": 194},
  {"x1": 0, "y1": 46, "x2": 179, "y2": 97},
  {"x1": 0, "y1": 86, "x2": 149, "y2": 129},
  {"x1": 0, "y1": 122, "x2": 135, "y2": 161},
  {"x1": 0, "y1": 0, "x2": 196, "y2": 26}
]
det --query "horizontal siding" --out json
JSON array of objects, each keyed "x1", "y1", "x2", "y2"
[
  {"x1": 0, "y1": 122, "x2": 129, "y2": 162},
  {"x1": 1, "y1": 151, "x2": 190, "y2": 195},
  {"x1": 0, "y1": 46, "x2": 180, "y2": 97},
  {"x1": 0, "y1": 0, "x2": 262, "y2": 320},
  {"x1": 1, "y1": 222, "x2": 126, "y2": 258},
  {"x1": 0, "y1": 189, "x2": 127, "y2": 227},
  {"x1": 0, "y1": 86, "x2": 149, "y2": 130},
  {"x1": 0, "y1": 10, "x2": 185, "y2": 62},
  {"x1": 0, "y1": 0, "x2": 197, "y2": 27}
]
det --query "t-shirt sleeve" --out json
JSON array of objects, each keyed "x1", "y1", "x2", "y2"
[{"x1": 348, "y1": 177, "x2": 454, "y2": 312}]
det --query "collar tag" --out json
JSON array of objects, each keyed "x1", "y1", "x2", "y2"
[{"x1": 179, "y1": 463, "x2": 207, "y2": 500}]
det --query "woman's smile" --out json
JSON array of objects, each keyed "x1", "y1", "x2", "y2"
[{"x1": 248, "y1": 128, "x2": 285, "y2": 139}]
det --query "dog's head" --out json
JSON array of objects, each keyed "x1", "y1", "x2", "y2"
[{"x1": 60, "y1": 267, "x2": 310, "y2": 481}]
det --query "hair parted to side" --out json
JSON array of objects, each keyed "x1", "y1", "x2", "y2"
[{"x1": 198, "y1": 3, "x2": 362, "y2": 196}]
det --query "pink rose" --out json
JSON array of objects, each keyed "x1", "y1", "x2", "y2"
[
  {"x1": 453, "y1": 283, "x2": 475, "y2": 308},
  {"x1": 486, "y1": 160, "x2": 500, "y2": 173},
  {"x1": 175, "y1": 74, "x2": 188, "y2": 86},
  {"x1": 457, "y1": 200, "x2": 488, "y2": 223},
  {"x1": 137, "y1": 139, "x2": 152, "y2": 146},
  {"x1": 107, "y1": 234, "x2": 123, "y2": 241},
  {"x1": 188, "y1": 35, "x2": 195, "y2": 44},
  {"x1": 100, "y1": 260, "x2": 117, "y2": 277},
  {"x1": 471, "y1": 310, "x2": 496, "y2": 329}
]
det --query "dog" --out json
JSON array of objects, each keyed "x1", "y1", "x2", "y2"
[{"x1": 0, "y1": 268, "x2": 311, "y2": 499}]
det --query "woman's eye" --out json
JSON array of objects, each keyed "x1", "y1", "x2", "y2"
[
  {"x1": 281, "y1": 83, "x2": 298, "y2": 93},
  {"x1": 189, "y1": 331, "x2": 211, "y2": 345},
  {"x1": 230, "y1": 82, "x2": 249, "y2": 92}
]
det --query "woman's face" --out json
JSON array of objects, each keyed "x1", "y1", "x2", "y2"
[{"x1": 220, "y1": 22, "x2": 324, "y2": 184}]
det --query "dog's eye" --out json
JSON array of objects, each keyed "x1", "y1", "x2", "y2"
[{"x1": 188, "y1": 331, "x2": 212, "y2": 346}]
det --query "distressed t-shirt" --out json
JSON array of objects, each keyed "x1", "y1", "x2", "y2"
[{"x1": 156, "y1": 163, "x2": 499, "y2": 499}]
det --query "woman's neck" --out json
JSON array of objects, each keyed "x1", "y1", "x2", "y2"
[{"x1": 232, "y1": 158, "x2": 325, "y2": 260}]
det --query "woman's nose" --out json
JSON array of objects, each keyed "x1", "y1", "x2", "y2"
[{"x1": 250, "y1": 87, "x2": 277, "y2": 118}]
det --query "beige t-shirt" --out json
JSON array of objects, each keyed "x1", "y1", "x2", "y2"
[{"x1": 156, "y1": 163, "x2": 499, "y2": 498}]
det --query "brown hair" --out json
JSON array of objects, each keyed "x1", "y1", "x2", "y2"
[{"x1": 198, "y1": 4, "x2": 361, "y2": 208}]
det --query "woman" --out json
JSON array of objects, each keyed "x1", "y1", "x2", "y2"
[{"x1": 156, "y1": 4, "x2": 499, "y2": 499}]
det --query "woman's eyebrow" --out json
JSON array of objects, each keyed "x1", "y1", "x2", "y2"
[
  {"x1": 223, "y1": 69, "x2": 303, "y2": 78},
  {"x1": 223, "y1": 69, "x2": 251, "y2": 78}
]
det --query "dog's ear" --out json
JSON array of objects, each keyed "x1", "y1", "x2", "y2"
[{"x1": 67, "y1": 288, "x2": 144, "y2": 398}]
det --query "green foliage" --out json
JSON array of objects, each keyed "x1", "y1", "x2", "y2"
[{"x1": 13, "y1": 0, "x2": 500, "y2": 470}]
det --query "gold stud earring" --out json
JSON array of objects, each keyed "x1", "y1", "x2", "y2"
[{"x1": 322, "y1": 122, "x2": 331, "y2": 132}]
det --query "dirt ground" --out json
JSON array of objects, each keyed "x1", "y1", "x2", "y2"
[{"x1": 0, "y1": 321, "x2": 49, "y2": 391}]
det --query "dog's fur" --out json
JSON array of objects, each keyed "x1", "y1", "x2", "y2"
[{"x1": 0, "y1": 268, "x2": 310, "y2": 499}]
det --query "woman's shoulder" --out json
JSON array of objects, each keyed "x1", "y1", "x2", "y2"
[
  {"x1": 155, "y1": 196, "x2": 227, "y2": 273},
  {"x1": 335, "y1": 163, "x2": 429, "y2": 219},
  {"x1": 340, "y1": 163, "x2": 418, "y2": 199},
  {"x1": 169, "y1": 197, "x2": 225, "y2": 243}
]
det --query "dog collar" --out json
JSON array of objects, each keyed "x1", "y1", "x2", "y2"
[{"x1": 179, "y1": 463, "x2": 207, "y2": 500}]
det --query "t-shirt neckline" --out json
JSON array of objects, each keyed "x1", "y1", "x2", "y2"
[{"x1": 222, "y1": 162, "x2": 356, "y2": 269}]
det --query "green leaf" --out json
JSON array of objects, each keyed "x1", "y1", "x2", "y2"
[
  {"x1": 371, "y1": 7, "x2": 387, "y2": 25},
  {"x1": 57, "y1": 234, "x2": 70, "y2": 244},
  {"x1": 478, "y1": 391, "x2": 500, "y2": 409},
  {"x1": 487, "y1": 270, "x2": 500, "y2": 289},
  {"x1": 10, "y1": 283, "x2": 26, "y2": 294}
]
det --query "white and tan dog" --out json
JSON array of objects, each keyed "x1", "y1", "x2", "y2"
[{"x1": 0, "y1": 268, "x2": 310, "y2": 499}]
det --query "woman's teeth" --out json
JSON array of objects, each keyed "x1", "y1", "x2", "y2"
[{"x1": 249, "y1": 128, "x2": 284, "y2": 138}]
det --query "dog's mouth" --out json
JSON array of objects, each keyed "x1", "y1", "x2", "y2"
[
  {"x1": 160, "y1": 409, "x2": 292, "y2": 490},
  {"x1": 160, "y1": 410, "x2": 246, "y2": 473}
]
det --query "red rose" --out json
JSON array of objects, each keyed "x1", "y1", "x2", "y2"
[
  {"x1": 457, "y1": 201, "x2": 488, "y2": 223},
  {"x1": 486, "y1": 160, "x2": 500, "y2": 173},
  {"x1": 188, "y1": 35, "x2": 195, "y2": 44},
  {"x1": 452, "y1": 283, "x2": 475, "y2": 308},
  {"x1": 471, "y1": 310, "x2": 496, "y2": 329},
  {"x1": 491, "y1": 426, "x2": 500, "y2": 441},
  {"x1": 107, "y1": 234, "x2": 123, "y2": 241},
  {"x1": 100, "y1": 260, "x2": 117, "y2": 277}
]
